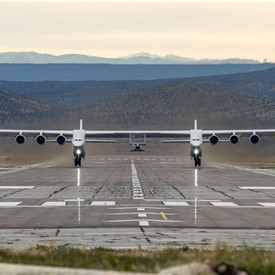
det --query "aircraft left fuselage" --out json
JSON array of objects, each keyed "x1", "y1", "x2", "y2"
[
  {"x1": 190, "y1": 125, "x2": 203, "y2": 167},
  {"x1": 72, "y1": 129, "x2": 86, "y2": 167}
]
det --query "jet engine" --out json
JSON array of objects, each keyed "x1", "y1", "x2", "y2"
[
  {"x1": 56, "y1": 135, "x2": 66, "y2": 145},
  {"x1": 249, "y1": 134, "x2": 260, "y2": 144},
  {"x1": 15, "y1": 134, "x2": 26, "y2": 144},
  {"x1": 36, "y1": 135, "x2": 46, "y2": 145},
  {"x1": 209, "y1": 135, "x2": 219, "y2": 145},
  {"x1": 229, "y1": 134, "x2": 239, "y2": 144}
]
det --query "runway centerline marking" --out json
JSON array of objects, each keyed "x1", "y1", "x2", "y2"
[
  {"x1": 131, "y1": 158, "x2": 144, "y2": 200},
  {"x1": 139, "y1": 221, "x2": 149, "y2": 226}
]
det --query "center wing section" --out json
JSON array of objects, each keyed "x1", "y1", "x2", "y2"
[{"x1": 85, "y1": 130, "x2": 191, "y2": 143}]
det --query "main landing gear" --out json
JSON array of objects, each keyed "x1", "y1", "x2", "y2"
[
  {"x1": 75, "y1": 157, "x2": 82, "y2": 167},
  {"x1": 194, "y1": 157, "x2": 201, "y2": 167}
]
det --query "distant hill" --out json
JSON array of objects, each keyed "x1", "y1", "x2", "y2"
[
  {"x1": 0, "y1": 80, "x2": 169, "y2": 109},
  {"x1": 0, "y1": 51, "x2": 260, "y2": 64},
  {"x1": 1, "y1": 67, "x2": 275, "y2": 110},
  {"x1": 0, "y1": 89, "x2": 52, "y2": 125},
  {"x1": 183, "y1": 67, "x2": 275, "y2": 99},
  {"x1": 73, "y1": 82, "x2": 275, "y2": 129},
  {"x1": 0, "y1": 63, "x2": 275, "y2": 81},
  {"x1": 1, "y1": 67, "x2": 275, "y2": 129}
]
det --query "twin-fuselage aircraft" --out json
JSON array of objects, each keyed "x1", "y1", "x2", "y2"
[{"x1": 1, "y1": 119, "x2": 275, "y2": 167}]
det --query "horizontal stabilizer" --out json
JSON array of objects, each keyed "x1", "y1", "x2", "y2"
[{"x1": 130, "y1": 142, "x2": 146, "y2": 146}]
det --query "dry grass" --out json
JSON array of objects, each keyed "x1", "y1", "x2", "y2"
[{"x1": 0, "y1": 245, "x2": 274, "y2": 274}]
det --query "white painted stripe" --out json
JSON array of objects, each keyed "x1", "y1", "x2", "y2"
[
  {"x1": 42, "y1": 202, "x2": 66, "y2": 206},
  {"x1": 0, "y1": 186, "x2": 35, "y2": 189},
  {"x1": 91, "y1": 201, "x2": 116, "y2": 206},
  {"x1": 139, "y1": 221, "x2": 149, "y2": 226},
  {"x1": 109, "y1": 207, "x2": 172, "y2": 210},
  {"x1": 239, "y1": 187, "x2": 275, "y2": 190},
  {"x1": 131, "y1": 158, "x2": 145, "y2": 200},
  {"x1": 258, "y1": 203, "x2": 275, "y2": 207},
  {"x1": 138, "y1": 213, "x2": 147, "y2": 218},
  {"x1": 0, "y1": 202, "x2": 22, "y2": 206},
  {"x1": 64, "y1": 199, "x2": 85, "y2": 202},
  {"x1": 163, "y1": 201, "x2": 189, "y2": 206},
  {"x1": 211, "y1": 202, "x2": 238, "y2": 207},
  {"x1": 105, "y1": 219, "x2": 180, "y2": 223}
]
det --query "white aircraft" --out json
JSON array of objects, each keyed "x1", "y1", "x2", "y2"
[{"x1": 1, "y1": 119, "x2": 275, "y2": 167}]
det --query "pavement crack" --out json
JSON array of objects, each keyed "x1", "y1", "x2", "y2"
[
  {"x1": 47, "y1": 186, "x2": 67, "y2": 199},
  {"x1": 207, "y1": 186, "x2": 234, "y2": 199},
  {"x1": 139, "y1": 226, "x2": 151, "y2": 244},
  {"x1": 0, "y1": 189, "x2": 27, "y2": 199},
  {"x1": 55, "y1": 228, "x2": 60, "y2": 237},
  {"x1": 172, "y1": 186, "x2": 186, "y2": 199},
  {"x1": 91, "y1": 186, "x2": 103, "y2": 198}
]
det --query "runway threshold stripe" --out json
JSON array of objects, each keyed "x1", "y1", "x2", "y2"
[
  {"x1": 257, "y1": 203, "x2": 275, "y2": 207},
  {"x1": 42, "y1": 202, "x2": 66, "y2": 206},
  {"x1": 0, "y1": 202, "x2": 22, "y2": 206},
  {"x1": 0, "y1": 186, "x2": 35, "y2": 189},
  {"x1": 91, "y1": 201, "x2": 116, "y2": 206},
  {"x1": 163, "y1": 201, "x2": 189, "y2": 206},
  {"x1": 211, "y1": 202, "x2": 238, "y2": 207},
  {"x1": 239, "y1": 187, "x2": 275, "y2": 190}
]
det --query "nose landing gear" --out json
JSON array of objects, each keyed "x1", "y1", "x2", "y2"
[
  {"x1": 194, "y1": 157, "x2": 201, "y2": 167},
  {"x1": 75, "y1": 157, "x2": 82, "y2": 167}
]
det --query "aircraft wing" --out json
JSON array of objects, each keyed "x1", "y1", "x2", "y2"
[
  {"x1": 0, "y1": 129, "x2": 73, "y2": 137},
  {"x1": 0, "y1": 130, "x2": 74, "y2": 144},
  {"x1": 202, "y1": 129, "x2": 275, "y2": 137},
  {"x1": 0, "y1": 129, "x2": 191, "y2": 143}
]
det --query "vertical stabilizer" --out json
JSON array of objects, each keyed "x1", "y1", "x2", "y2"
[
  {"x1": 194, "y1": 119, "x2": 197, "y2": 130},
  {"x1": 80, "y1": 119, "x2": 83, "y2": 130}
]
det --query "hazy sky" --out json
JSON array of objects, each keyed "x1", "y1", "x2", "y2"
[{"x1": 0, "y1": 2, "x2": 275, "y2": 61}]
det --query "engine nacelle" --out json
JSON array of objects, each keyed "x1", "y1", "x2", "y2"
[
  {"x1": 209, "y1": 135, "x2": 219, "y2": 145},
  {"x1": 229, "y1": 134, "x2": 239, "y2": 144},
  {"x1": 36, "y1": 135, "x2": 46, "y2": 145},
  {"x1": 56, "y1": 135, "x2": 66, "y2": 145},
  {"x1": 250, "y1": 134, "x2": 260, "y2": 144},
  {"x1": 15, "y1": 134, "x2": 26, "y2": 144}
]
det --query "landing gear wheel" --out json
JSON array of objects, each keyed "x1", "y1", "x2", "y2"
[
  {"x1": 194, "y1": 158, "x2": 201, "y2": 167},
  {"x1": 75, "y1": 157, "x2": 82, "y2": 167}
]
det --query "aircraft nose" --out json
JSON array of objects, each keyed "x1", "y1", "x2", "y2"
[
  {"x1": 73, "y1": 140, "x2": 84, "y2": 147},
  {"x1": 191, "y1": 140, "x2": 202, "y2": 147}
]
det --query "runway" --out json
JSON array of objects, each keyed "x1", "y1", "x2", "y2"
[{"x1": 1, "y1": 155, "x2": 275, "y2": 248}]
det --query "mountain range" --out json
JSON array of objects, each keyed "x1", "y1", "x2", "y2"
[
  {"x1": 1, "y1": 67, "x2": 275, "y2": 129},
  {"x1": 0, "y1": 52, "x2": 261, "y2": 64}
]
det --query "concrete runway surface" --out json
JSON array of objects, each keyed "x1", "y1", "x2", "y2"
[{"x1": 1, "y1": 155, "x2": 275, "y2": 249}]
